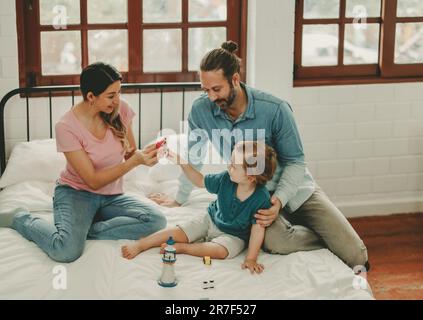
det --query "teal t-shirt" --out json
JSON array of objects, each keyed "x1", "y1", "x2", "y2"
[{"x1": 204, "y1": 171, "x2": 271, "y2": 242}]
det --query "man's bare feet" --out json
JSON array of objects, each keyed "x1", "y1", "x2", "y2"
[{"x1": 121, "y1": 243, "x2": 144, "y2": 259}]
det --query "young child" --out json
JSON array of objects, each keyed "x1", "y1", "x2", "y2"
[{"x1": 121, "y1": 141, "x2": 277, "y2": 274}]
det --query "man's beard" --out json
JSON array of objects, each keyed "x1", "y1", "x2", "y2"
[{"x1": 215, "y1": 84, "x2": 237, "y2": 111}]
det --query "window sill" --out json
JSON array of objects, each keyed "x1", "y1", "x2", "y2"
[{"x1": 294, "y1": 76, "x2": 423, "y2": 87}]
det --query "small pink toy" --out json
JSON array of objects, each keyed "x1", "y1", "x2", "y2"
[
  {"x1": 155, "y1": 138, "x2": 167, "y2": 149},
  {"x1": 156, "y1": 137, "x2": 169, "y2": 160}
]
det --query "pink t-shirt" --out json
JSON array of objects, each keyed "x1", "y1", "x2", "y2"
[{"x1": 55, "y1": 99, "x2": 136, "y2": 195}]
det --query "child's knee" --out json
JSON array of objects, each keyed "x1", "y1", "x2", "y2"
[
  {"x1": 215, "y1": 245, "x2": 229, "y2": 259},
  {"x1": 176, "y1": 226, "x2": 189, "y2": 242}
]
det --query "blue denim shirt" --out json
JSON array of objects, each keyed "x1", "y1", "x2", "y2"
[
  {"x1": 204, "y1": 171, "x2": 271, "y2": 242},
  {"x1": 176, "y1": 83, "x2": 316, "y2": 213}
]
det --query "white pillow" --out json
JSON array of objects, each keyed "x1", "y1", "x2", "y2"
[
  {"x1": 147, "y1": 134, "x2": 228, "y2": 182},
  {"x1": 0, "y1": 139, "x2": 65, "y2": 188},
  {"x1": 0, "y1": 139, "x2": 145, "y2": 189}
]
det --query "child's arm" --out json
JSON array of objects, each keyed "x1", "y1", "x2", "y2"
[
  {"x1": 168, "y1": 150, "x2": 204, "y2": 188},
  {"x1": 241, "y1": 223, "x2": 266, "y2": 274},
  {"x1": 180, "y1": 163, "x2": 205, "y2": 188}
]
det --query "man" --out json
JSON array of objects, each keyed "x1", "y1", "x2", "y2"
[{"x1": 150, "y1": 41, "x2": 368, "y2": 270}]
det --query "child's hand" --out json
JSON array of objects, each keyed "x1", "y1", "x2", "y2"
[
  {"x1": 241, "y1": 259, "x2": 264, "y2": 274},
  {"x1": 167, "y1": 149, "x2": 185, "y2": 165}
]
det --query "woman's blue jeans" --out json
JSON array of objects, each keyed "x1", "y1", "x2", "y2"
[{"x1": 12, "y1": 184, "x2": 167, "y2": 263}]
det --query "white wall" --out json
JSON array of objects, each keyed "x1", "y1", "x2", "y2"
[
  {"x1": 248, "y1": 0, "x2": 423, "y2": 216},
  {"x1": 247, "y1": 0, "x2": 295, "y2": 100},
  {"x1": 1, "y1": 0, "x2": 423, "y2": 216}
]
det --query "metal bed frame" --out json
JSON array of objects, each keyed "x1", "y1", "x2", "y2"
[{"x1": 0, "y1": 83, "x2": 201, "y2": 175}]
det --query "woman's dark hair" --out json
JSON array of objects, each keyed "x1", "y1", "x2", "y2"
[
  {"x1": 200, "y1": 40, "x2": 241, "y2": 82},
  {"x1": 80, "y1": 62, "x2": 122, "y2": 100},
  {"x1": 80, "y1": 62, "x2": 128, "y2": 151}
]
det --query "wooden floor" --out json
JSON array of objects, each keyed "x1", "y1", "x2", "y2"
[{"x1": 349, "y1": 213, "x2": 423, "y2": 300}]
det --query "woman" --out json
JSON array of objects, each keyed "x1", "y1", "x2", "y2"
[{"x1": 1, "y1": 62, "x2": 166, "y2": 262}]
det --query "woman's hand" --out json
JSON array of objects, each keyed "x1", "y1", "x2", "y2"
[
  {"x1": 148, "y1": 193, "x2": 181, "y2": 207},
  {"x1": 124, "y1": 147, "x2": 135, "y2": 161},
  {"x1": 254, "y1": 196, "x2": 282, "y2": 227},
  {"x1": 241, "y1": 259, "x2": 264, "y2": 274},
  {"x1": 130, "y1": 143, "x2": 158, "y2": 167}
]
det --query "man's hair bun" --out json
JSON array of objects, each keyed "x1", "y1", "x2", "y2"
[{"x1": 221, "y1": 41, "x2": 238, "y2": 54}]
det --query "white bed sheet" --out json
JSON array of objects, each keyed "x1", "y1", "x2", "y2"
[{"x1": 0, "y1": 179, "x2": 374, "y2": 300}]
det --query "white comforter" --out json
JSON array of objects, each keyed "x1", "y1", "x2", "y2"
[{"x1": 0, "y1": 179, "x2": 373, "y2": 300}]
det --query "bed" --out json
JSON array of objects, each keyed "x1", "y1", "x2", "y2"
[{"x1": 0, "y1": 86, "x2": 373, "y2": 300}]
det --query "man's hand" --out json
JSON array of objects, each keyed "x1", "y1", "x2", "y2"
[
  {"x1": 241, "y1": 259, "x2": 264, "y2": 274},
  {"x1": 254, "y1": 196, "x2": 282, "y2": 227},
  {"x1": 148, "y1": 193, "x2": 181, "y2": 208}
]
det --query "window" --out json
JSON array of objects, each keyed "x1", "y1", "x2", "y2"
[
  {"x1": 16, "y1": 0, "x2": 247, "y2": 87},
  {"x1": 294, "y1": 0, "x2": 423, "y2": 86}
]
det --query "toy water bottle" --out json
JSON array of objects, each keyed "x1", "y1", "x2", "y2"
[
  {"x1": 156, "y1": 137, "x2": 169, "y2": 164},
  {"x1": 158, "y1": 236, "x2": 178, "y2": 287}
]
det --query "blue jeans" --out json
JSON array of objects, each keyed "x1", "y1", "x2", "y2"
[{"x1": 12, "y1": 184, "x2": 167, "y2": 263}]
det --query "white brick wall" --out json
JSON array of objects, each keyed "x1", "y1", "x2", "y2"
[
  {"x1": 291, "y1": 81, "x2": 423, "y2": 215},
  {"x1": 291, "y1": 86, "x2": 423, "y2": 216},
  {"x1": 249, "y1": 0, "x2": 423, "y2": 216},
  {"x1": 337, "y1": 104, "x2": 375, "y2": 122},
  {"x1": 1, "y1": 0, "x2": 422, "y2": 217},
  {"x1": 355, "y1": 158, "x2": 390, "y2": 176},
  {"x1": 409, "y1": 138, "x2": 423, "y2": 155}
]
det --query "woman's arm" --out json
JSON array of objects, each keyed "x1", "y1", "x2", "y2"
[
  {"x1": 64, "y1": 143, "x2": 157, "y2": 191},
  {"x1": 241, "y1": 223, "x2": 266, "y2": 274}
]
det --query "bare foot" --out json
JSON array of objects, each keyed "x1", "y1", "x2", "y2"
[
  {"x1": 121, "y1": 243, "x2": 144, "y2": 260},
  {"x1": 159, "y1": 242, "x2": 185, "y2": 254}
]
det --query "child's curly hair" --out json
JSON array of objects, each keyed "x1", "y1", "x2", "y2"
[{"x1": 234, "y1": 141, "x2": 277, "y2": 186}]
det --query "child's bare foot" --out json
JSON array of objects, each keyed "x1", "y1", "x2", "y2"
[
  {"x1": 121, "y1": 243, "x2": 144, "y2": 259},
  {"x1": 160, "y1": 242, "x2": 185, "y2": 254}
]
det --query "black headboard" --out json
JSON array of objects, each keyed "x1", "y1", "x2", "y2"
[{"x1": 0, "y1": 83, "x2": 201, "y2": 175}]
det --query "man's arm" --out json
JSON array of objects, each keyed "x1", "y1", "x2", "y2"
[
  {"x1": 175, "y1": 112, "x2": 209, "y2": 204},
  {"x1": 271, "y1": 101, "x2": 306, "y2": 208},
  {"x1": 254, "y1": 102, "x2": 306, "y2": 227}
]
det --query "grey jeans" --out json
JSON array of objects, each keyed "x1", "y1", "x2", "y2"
[{"x1": 263, "y1": 186, "x2": 368, "y2": 269}]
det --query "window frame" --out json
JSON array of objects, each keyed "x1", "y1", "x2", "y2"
[
  {"x1": 16, "y1": 0, "x2": 248, "y2": 87},
  {"x1": 294, "y1": 0, "x2": 423, "y2": 87}
]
